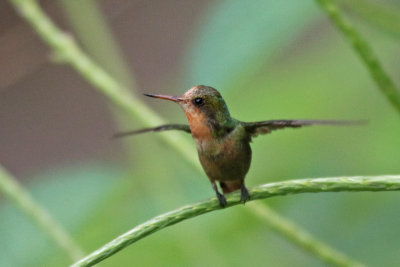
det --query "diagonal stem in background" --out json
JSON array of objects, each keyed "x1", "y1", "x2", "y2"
[
  {"x1": 336, "y1": 0, "x2": 400, "y2": 38},
  {"x1": 59, "y1": 0, "x2": 137, "y2": 92},
  {"x1": 0, "y1": 165, "x2": 85, "y2": 261},
  {"x1": 70, "y1": 175, "x2": 400, "y2": 267},
  {"x1": 249, "y1": 204, "x2": 362, "y2": 267},
  {"x1": 9, "y1": 0, "x2": 197, "y2": 163},
  {"x1": 316, "y1": 0, "x2": 400, "y2": 113}
]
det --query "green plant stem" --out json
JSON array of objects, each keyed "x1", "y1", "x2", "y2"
[
  {"x1": 71, "y1": 175, "x2": 400, "y2": 267},
  {"x1": 337, "y1": 0, "x2": 400, "y2": 38},
  {"x1": 0, "y1": 165, "x2": 84, "y2": 261},
  {"x1": 8, "y1": 0, "x2": 365, "y2": 266},
  {"x1": 58, "y1": 0, "x2": 145, "y2": 164},
  {"x1": 248, "y1": 203, "x2": 361, "y2": 267},
  {"x1": 9, "y1": 0, "x2": 197, "y2": 165},
  {"x1": 59, "y1": 0, "x2": 136, "y2": 91},
  {"x1": 316, "y1": 0, "x2": 400, "y2": 113}
]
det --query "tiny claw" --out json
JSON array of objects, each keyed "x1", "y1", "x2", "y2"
[
  {"x1": 240, "y1": 185, "x2": 251, "y2": 204},
  {"x1": 216, "y1": 192, "x2": 227, "y2": 207}
]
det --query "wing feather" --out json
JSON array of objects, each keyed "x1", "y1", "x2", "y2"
[
  {"x1": 112, "y1": 124, "x2": 191, "y2": 139},
  {"x1": 242, "y1": 119, "x2": 365, "y2": 138}
]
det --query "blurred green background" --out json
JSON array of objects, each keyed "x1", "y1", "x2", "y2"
[{"x1": 1, "y1": 0, "x2": 400, "y2": 266}]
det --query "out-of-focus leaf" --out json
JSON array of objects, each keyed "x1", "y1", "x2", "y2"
[
  {"x1": 185, "y1": 0, "x2": 319, "y2": 88},
  {"x1": 0, "y1": 164, "x2": 121, "y2": 266}
]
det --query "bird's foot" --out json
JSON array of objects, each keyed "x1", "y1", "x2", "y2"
[
  {"x1": 216, "y1": 192, "x2": 227, "y2": 207},
  {"x1": 240, "y1": 184, "x2": 250, "y2": 204}
]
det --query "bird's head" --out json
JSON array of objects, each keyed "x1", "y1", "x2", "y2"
[{"x1": 144, "y1": 85, "x2": 232, "y2": 129}]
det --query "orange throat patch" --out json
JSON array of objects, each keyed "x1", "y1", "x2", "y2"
[{"x1": 184, "y1": 111, "x2": 212, "y2": 140}]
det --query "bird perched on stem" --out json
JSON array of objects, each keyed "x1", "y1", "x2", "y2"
[{"x1": 114, "y1": 85, "x2": 362, "y2": 207}]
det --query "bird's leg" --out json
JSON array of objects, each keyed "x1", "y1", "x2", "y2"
[
  {"x1": 211, "y1": 181, "x2": 227, "y2": 207},
  {"x1": 240, "y1": 183, "x2": 250, "y2": 204}
]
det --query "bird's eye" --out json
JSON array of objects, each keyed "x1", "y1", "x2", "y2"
[{"x1": 193, "y1": 97, "x2": 204, "y2": 106}]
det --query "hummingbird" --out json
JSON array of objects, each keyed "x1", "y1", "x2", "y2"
[{"x1": 114, "y1": 85, "x2": 361, "y2": 207}]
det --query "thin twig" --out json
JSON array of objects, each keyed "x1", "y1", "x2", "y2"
[
  {"x1": 59, "y1": 0, "x2": 137, "y2": 91},
  {"x1": 9, "y1": 0, "x2": 197, "y2": 164},
  {"x1": 316, "y1": 0, "x2": 400, "y2": 113},
  {"x1": 248, "y1": 204, "x2": 362, "y2": 267},
  {"x1": 337, "y1": 0, "x2": 400, "y2": 38},
  {"x1": 71, "y1": 175, "x2": 400, "y2": 267},
  {"x1": 0, "y1": 166, "x2": 85, "y2": 261}
]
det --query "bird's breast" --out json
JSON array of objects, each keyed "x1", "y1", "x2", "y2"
[{"x1": 196, "y1": 126, "x2": 252, "y2": 181}]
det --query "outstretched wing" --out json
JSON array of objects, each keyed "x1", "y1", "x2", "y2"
[
  {"x1": 242, "y1": 119, "x2": 364, "y2": 138},
  {"x1": 112, "y1": 124, "x2": 191, "y2": 139}
]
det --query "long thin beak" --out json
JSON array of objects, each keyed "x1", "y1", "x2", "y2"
[{"x1": 144, "y1": 93, "x2": 182, "y2": 102}]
